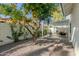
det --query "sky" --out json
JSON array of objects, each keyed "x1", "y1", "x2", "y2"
[{"x1": 17, "y1": 3, "x2": 23, "y2": 9}]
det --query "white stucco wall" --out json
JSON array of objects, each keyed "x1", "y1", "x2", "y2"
[
  {"x1": 0, "y1": 23, "x2": 32, "y2": 46},
  {"x1": 71, "y1": 4, "x2": 79, "y2": 56},
  {"x1": 0, "y1": 23, "x2": 13, "y2": 46},
  {"x1": 71, "y1": 4, "x2": 79, "y2": 27}
]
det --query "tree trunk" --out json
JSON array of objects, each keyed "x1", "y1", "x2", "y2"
[
  {"x1": 32, "y1": 34, "x2": 37, "y2": 45},
  {"x1": 33, "y1": 37, "x2": 36, "y2": 42},
  {"x1": 14, "y1": 38, "x2": 19, "y2": 42}
]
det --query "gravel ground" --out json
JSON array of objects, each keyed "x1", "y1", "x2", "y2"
[{"x1": 0, "y1": 34, "x2": 75, "y2": 56}]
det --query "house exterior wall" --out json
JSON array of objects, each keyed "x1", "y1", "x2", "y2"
[{"x1": 71, "y1": 4, "x2": 79, "y2": 56}]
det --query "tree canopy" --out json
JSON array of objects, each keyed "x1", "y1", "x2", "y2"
[
  {"x1": 22, "y1": 3, "x2": 60, "y2": 20},
  {"x1": 0, "y1": 3, "x2": 63, "y2": 21}
]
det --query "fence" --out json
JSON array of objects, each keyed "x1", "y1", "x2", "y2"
[{"x1": 0, "y1": 23, "x2": 13, "y2": 46}]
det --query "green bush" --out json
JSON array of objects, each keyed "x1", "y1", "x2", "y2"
[{"x1": 7, "y1": 23, "x2": 24, "y2": 42}]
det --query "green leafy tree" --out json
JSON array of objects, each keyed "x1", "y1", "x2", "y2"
[
  {"x1": 0, "y1": 3, "x2": 61, "y2": 43},
  {"x1": 22, "y1": 3, "x2": 59, "y2": 43}
]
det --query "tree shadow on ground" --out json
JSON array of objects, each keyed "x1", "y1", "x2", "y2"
[
  {"x1": 23, "y1": 37, "x2": 74, "y2": 56},
  {"x1": 22, "y1": 43, "x2": 73, "y2": 56},
  {"x1": 22, "y1": 44, "x2": 54, "y2": 56},
  {"x1": 50, "y1": 45, "x2": 70, "y2": 56},
  {"x1": 0, "y1": 39, "x2": 32, "y2": 54},
  {"x1": 60, "y1": 50, "x2": 69, "y2": 56},
  {"x1": 36, "y1": 39, "x2": 57, "y2": 46},
  {"x1": 36, "y1": 36, "x2": 73, "y2": 48},
  {"x1": 0, "y1": 35, "x2": 74, "y2": 56}
]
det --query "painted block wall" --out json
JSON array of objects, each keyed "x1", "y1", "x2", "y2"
[{"x1": 0, "y1": 23, "x2": 13, "y2": 46}]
